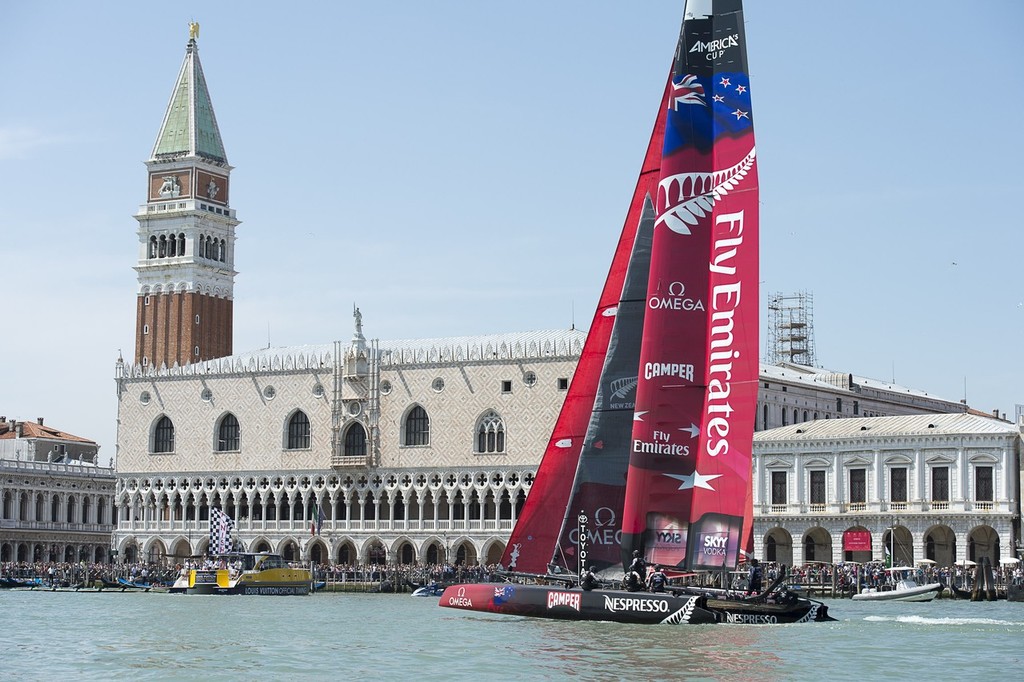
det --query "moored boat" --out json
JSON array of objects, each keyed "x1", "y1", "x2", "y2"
[
  {"x1": 852, "y1": 568, "x2": 942, "y2": 602},
  {"x1": 170, "y1": 552, "x2": 311, "y2": 595}
]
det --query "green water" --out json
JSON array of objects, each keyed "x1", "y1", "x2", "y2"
[{"x1": 1, "y1": 591, "x2": 1021, "y2": 680}]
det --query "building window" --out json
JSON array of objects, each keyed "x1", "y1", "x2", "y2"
[
  {"x1": 557, "y1": 378, "x2": 569, "y2": 391},
  {"x1": 143, "y1": 324, "x2": 149, "y2": 335},
  {"x1": 217, "y1": 414, "x2": 240, "y2": 452},
  {"x1": 771, "y1": 471, "x2": 787, "y2": 505},
  {"x1": 431, "y1": 377, "x2": 445, "y2": 393},
  {"x1": 853, "y1": 400, "x2": 859, "y2": 416},
  {"x1": 836, "y1": 398, "x2": 842, "y2": 413},
  {"x1": 932, "y1": 467, "x2": 949, "y2": 501},
  {"x1": 975, "y1": 466, "x2": 993, "y2": 502},
  {"x1": 153, "y1": 416, "x2": 175, "y2": 453},
  {"x1": 890, "y1": 467, "x2": 907, "y2": 502},
  {"x1": 195, "y1": 314, "x2": 200, "y2": 325},
  {"x1": 476, "y1": 410, "x2": 506, "y2": 454},
  {"x1": 762, "y1": 404, "x2": 768, "y2": 430},
  {"x1": 849, "y1": 469, "x2": 866, "y2": 504},
  {"x1": 523, "y1": 371, "x2": 537, "y2": 387},
  {"x1": 287, "y1": 411, "x2": 311, "y2": 450},
  {"x1": 404, "y1": 406, "x2": 429, "y2": 446},
  {"x1": 379, "y1": 380, "x2": 392, "y2": 395},
  {"x1": 344, "y1": 423, "x2": 367, "y2": 457},
  {"x1": 194, "y1": 346, "x2": 200, "y2": 356},
  {"x1": 144, "y1": 296, "x2": 150, "y2": 306},
  {"x1": 782, "y1": 409, "x2": 788, "y2": 426},
  {"x1": 810, "y1": 470, "x2": 826, "y2": 505},
  {"x1": 501, "y1": 380, "x2": 512, "y2": 393}
]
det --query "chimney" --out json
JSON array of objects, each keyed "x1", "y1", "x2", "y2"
[
  {"x1": 37, "y1": 417, "x2": 44, "y2": 426},
  {"x1": 994, "y1": 409, "x2": 999, "y2": 418},
  {"x1": 15, "y1": 421, "x2": 23, "y2": 438}
]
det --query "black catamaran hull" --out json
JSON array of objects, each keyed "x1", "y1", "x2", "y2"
[{"x1": 439, "y1": 583, "x2": 832, "y2": 625}]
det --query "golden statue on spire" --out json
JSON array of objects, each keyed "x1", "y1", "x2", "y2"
[{"x1": 189, "y1": 22, "x2": 200, "y2": 41}]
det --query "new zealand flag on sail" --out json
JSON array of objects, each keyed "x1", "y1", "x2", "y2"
[{"x1": 663, "y1": 72, "x2": 752, "y2": 156}]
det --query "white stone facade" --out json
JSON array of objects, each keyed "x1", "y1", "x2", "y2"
[
  {"x1": 113, "y1": 328, "x2": 584, "y2": 565},
  {"x1": 1, "y1": 460, "x2": 116, "y2": 564},
  {"x1": 752, "y1": 413, "x2": 1023, "y2": 568}
]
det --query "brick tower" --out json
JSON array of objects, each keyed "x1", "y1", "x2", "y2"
[{"x1": 134, "y1": 23, "x2": 239, "y2": 369}]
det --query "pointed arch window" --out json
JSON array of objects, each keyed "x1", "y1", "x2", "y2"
[
  {"x1": 154, "y1": 416, "x2": 175, "y2": 453},
  {"x1": 476, "y1": 410, "x2": 506, "y2": 454},
  {"x1": 287, "y1": 411, "x2": 311, "y2": 450},
  {"x1": 198, "y1": 234, "x2": 206, "y2": 258},
  {"x1": 404, "y1": 406, "x2": 429, "y2": 446},
  {"x1": 219, "y1": 238, "x2": 227, "y2": 262},
  {"x1": 344, "y1": 423, "x2": 367, "y2": 457},
  {"x1": 217, "y1": 413, "x2": 240, "y2": 452}
]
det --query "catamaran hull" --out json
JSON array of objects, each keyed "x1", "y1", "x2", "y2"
[{"x1": 439, "y1": 584, "x2": 832, "y2": 624}]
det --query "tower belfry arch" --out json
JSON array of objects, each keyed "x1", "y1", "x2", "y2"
[{"x1": 133, "y1": 26, "x2": 240, "y2": 369}]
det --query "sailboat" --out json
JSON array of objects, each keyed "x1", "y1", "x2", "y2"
[{"x1": 439, "y1": 0, "x2": 833, "y2": 625}]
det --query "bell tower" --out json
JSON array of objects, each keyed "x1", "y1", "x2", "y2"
[{"x1": 134, "y1": 23, "x2": 240, "y2": 369}]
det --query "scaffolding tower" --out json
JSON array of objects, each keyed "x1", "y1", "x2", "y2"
[{"x1": 766, "y1": 291, "x2": 816, "y2": 366}]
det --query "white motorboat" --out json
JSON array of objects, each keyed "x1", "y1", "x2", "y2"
[{"x1": 852, "y1": 568, "x2": 942, "y2": 602}]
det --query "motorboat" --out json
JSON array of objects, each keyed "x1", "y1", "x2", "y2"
[
  {"x1": 851, "y1": 568, "x2": 942, "y2": 602},
  {"x1": 170, "y1": 552, "x2": 311, "y2": 595}
]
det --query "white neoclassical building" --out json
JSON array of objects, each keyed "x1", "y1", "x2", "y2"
[
  {"x1": 752, "y1": 413, "x2": 1023, "y2": 568},
  {"x1": 0, "y1": 417, "x2": 116, "y2": 563}
]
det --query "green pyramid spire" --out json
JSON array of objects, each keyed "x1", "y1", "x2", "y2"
[{"x1": 152, "y1": 36, "x2": 227, "y2": 163}]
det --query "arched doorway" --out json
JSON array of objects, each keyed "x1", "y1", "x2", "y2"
[
  {"x1": 336, "y1": 541, "x2": 356, "y2": 565},
  {"x1": 842, "y1": 526, "x2": 872, "y2": 564},
  {"x1": 280, "y1": 539, "x2": 299, "y2": 561},
  {"x1": 309, "y1": 540, "x2": 328, "y2": 565},
  {"x1": 881, "y1": 525, "x2": 914, "y2": 567},
  {"x1": 764, "y1": 527, "x2": 794, "y2": 566},
  {"x1": 395, "y1": 541, "x2": 415, "y2": 565},
  {"x1": 968, "y1": 525, "x2": 999, "y2": 565},
  {"x1": 453, "y1": 540, "x2": 478, "y2": 567},
  {"x1": 802, "y1": 527, "x2": 833, "y2": 565},
  {"x1": 366, "y1": 539, "x2": 386, "y2": 565},
  {"x1": 483, "y1": 540, "x2": 506, "y2": 565},
  {"x1": 924, "y1": 525, "x2": 956, "y2": 566}
]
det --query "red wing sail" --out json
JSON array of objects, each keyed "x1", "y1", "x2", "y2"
[
  {"x1": 501, "y1": 75, "x2": 673, "y2": 574},
  {"x1": 622, "y1": 0, "x2": 759, "y2": 572}
]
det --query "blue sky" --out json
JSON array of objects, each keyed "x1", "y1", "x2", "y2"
[{"x1": 2, "y1": 1, "x2": 1021, "y2": 462}]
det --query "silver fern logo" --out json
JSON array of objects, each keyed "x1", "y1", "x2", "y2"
[
  {"x1": 610, "y1": 376, "x2": 638, "y2": 400},
  {"x1": 656, "y1": 147, "x2": 756, "y2": 235}
]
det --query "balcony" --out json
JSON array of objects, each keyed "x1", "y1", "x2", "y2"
[
  {"x1": 888, "y1": 502, "x2": 907, "y2": 511},
  {"x1": 770, "y1": 504, "x2": 788, "y2": 514},
  {"x1": 930, "y1": 501, "x2": 949, "y2": 511},
  {"x1": 808, "y1": 504, "x2": 826, "y2": 513},
  {"x1": 846, "y1": 503, "x2": 867, "y2": 512},
  {"x1": 973, "y1": 501, "x2": 994, "y2": 512}
]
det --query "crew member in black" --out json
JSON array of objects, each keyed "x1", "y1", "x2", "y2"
[
  {"x1": 580, "y1": 565, "x2": 598, "y2": 591},
  {"x1": 627, "y1": 550, "x2": 647, "y2": 591},
  {"x1": 747, "y1": 558, "x2": 763, "y2": 595},
  {"x1": 648, "y1": 564, "x2": 668, "y2": 593}
]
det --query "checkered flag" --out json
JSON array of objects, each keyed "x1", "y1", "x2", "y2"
[{"x1": 209, "y1": 507, "x2": 235, "y2": 554}]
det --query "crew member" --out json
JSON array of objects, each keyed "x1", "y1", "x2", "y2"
[
  {"x1": 648, "y1": 565, "x2": 668, "y2": 593},
  {"x1": 580, "y1": 566, "x2": 598, "y2": 591},
  {"x1": 747, "y1": 558, "x2": 763, "y2": 595},
  {"x1": 628, "y1": 550, "x2": 647, "y2": 591}
]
